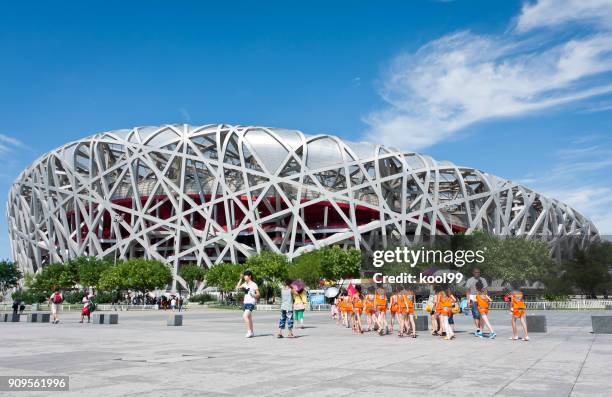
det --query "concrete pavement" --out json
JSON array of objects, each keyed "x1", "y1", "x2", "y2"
[{"x1": 1, "y1": 309, "x2": 611, "y2": 396}]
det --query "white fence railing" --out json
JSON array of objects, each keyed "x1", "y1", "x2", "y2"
[
  {"x1": 0, "y1": 303, "x2": 160, "y2": 312},
  {"x1": 417, "y1": 300, "x2": 612, "y2": 311},
  {"x1": 2, "y1": 300, "x2": 611, "y2": 313}
]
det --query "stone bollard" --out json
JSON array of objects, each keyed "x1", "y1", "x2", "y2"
[
  {"x1": 105, "y1": 313, "x2": 119, "y2": 324},
  {"x1": 592, "y1": 316, "x2": 612, "y2": 334},
  {"x1": 93, "y1": 313, "x2": 105, "y2": 324},
  {"x1": 167, "y1": 314, "x2": 183, "y2": 326},
  {"x1": 0, "y1": 313, "x2": 11, "y2": 322},
  {"x1": 2, "y1": 313, "x2": 21, "y2": 322},
  {"x1": 38, "y1": 313, "x2": 50, "y2": 323},
  {"x1": 414, "y1": 315, "x2": 428, "y2": 331},
  {"x1": 26, "y1": 312, "x2": 50, "y2": 323},
  {"x1": 526, "y1": 315, "x2": 547, "y2": 333}
]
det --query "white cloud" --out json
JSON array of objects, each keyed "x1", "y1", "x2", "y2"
[
  {"x1": 516, "y1": 0, "x2": 612, "y2": 32},
  {"x1": 0, "y1": 134, "x2": 25, "y2": 148},
  {"x1": 365, "y1": 1, "x2": 612, "y2": 150},
  {"x1": 543, "y1": 185, "x2": 612, "y2": 235},
  {"x1": 517, "y1": 138, "x2": 612, "y2": 234}
]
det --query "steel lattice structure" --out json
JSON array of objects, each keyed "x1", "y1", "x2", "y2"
[{"x1": 7, "y1": 124, "x2": 598, "y2": 289}]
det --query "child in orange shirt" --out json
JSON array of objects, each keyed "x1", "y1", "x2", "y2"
[
  {"x1": 475, "y1": 281, "x2": 496, "y2": 339},
  {"x1": 375, "y1": 286, "x2": 388, "y2": 335},
  {"x1": 395, "y1": 287, "x2": 407, "y2": 337},
  {"x1": 351, "y1": 286, "x2": 364, "y2": 334},
  {"x1": 509, "y1": 288, "x2": 529, "y2": 341},
  {"x1": 446, "y1": 287, "x2": 458, "y2": 333},
  {"x1": 339, "y1": 290, "x2": 350, "y2": 328},
  {"x1": 405, "y1": 287, "x2": 417, "y2": 338},
  {"x1": 432, "y1": 285, "x2": 443, "y2": 336},
  {"x1": 439, "y1": 289, "x2": 455, "y2": 340},
  {"x1": 389, "y1": 287, "x2": 400, "y2": 334},
  {"x1": 363, "y1": 287, "x2": 376, "y2": 332}
]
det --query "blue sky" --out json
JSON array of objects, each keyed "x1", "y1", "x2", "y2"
[{"x1": 1, "y1": 0, "x2": 611, "y2": 259}]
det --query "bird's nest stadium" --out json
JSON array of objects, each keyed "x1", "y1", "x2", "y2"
[{"x1": 7, "y1": 124, "x2": 598, "y2": 288}]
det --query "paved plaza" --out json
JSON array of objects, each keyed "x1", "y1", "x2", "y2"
[{"x1": 1, "y1": 309, "x2": 611, "y2": 396}]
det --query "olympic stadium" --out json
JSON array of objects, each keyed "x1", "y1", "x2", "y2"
[{"x1": 7, "y1": 124, "x2": 598, "y2": 288}]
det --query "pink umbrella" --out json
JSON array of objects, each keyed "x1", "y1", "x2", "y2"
[{"x1": 291, "y1": 279, "x2": 306, "y2": 292}]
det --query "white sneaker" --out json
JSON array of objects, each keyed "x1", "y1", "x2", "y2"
[{"x1": 245, "y1": 331, "x2": 254, "y2": 338}]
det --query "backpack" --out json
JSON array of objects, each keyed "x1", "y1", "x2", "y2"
[
  {"x1": 88, "y1": 301, "x2": 97, "y2": 312},
  {"x1": 52, "y1": 293, "x2": 63, "y2": 304}
]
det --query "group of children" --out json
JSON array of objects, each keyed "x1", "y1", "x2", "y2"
[
  {"x1": 332, "y1": 282, "x2": 530, "y2": 341},
  {"x1": 333, "y1": 285, "x2": 418, "y2": 338}
]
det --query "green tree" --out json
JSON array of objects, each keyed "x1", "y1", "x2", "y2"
[
  {"x1": 11, "y1": 289, "x2": 48, "y2": 304},
  {"x1": 31, "y1": 262, "x2": 78, "y2": 293},
  {"x1": 179, "y1": 264, "x2": 207, "y2": 297},
  {"x1": 320, "y1": 245, "x2": 361, "y2": 281},
  {"x1": 119, "y1": 258, "x2": 172, "y2": 298},
  {"x1": 452, "y1": 232, "x2": 552, "y2": 287},
  {"x1": 561, "y1": 242, "x2": 612, "y2": 297},
  {"x1": 289, "y1": 250, "x2": 323, "y2": 288},
  {"x1": 246, "y1": 251, "x2": 289, "y2": 302},
  {"x1": 71, "y1": 256, "x2": 112, "y2": 292},
  {"x1": 205, "y1": 262, "x2": 245, "y2": 300},
  {"x1": 98, "y1": 265, "x2": 126, "y2": 292},
  {"x1": 0, "y1": 260, "x2": 22, "y2": 295}
]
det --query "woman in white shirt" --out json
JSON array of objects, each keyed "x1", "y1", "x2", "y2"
[{"x1": 235, "y1": 270, "x2": 259, "y2": 338}]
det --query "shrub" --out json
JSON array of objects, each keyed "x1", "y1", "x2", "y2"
[
  {"x1": 94, "y1": 290, "x2": 123, "y2": 303},
  {"x1": 11, "y1": 290, "x2": 48, "y2": 304},
  {"x1": 63, "y1": 291, "x2": 86, "y2": 304},
  {"x1": 188, "y1": 293, "x2": 217, "y2": 304}
]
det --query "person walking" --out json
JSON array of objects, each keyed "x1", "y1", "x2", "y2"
[
  {"x1": 178, "y1": 296, "x2": 184, "y2": 312},
  {"x1": 277, "y1": 279, "x2": 294, "y2": 338},
  {"x1": 236, "y1": 270, "x2": 259, "y2": 338},
  {"x1": 12, "y1": 299, "x2": 20, "y2": 315},
  {"x1": 465, "y1": 268, "x2": 488, "y2": 337},
  {"x1": 170, "y1": 296, "x2": 177, "y2": 311},
  {"x1": 80, "y1": 295, "x2": 93, "y2": 323},
  {"x1": 48, "y1": 290, "x2": 63, "y2": 324},
  {"x1": 292, "y1": 286, "x2": 308, "y2": 329}
]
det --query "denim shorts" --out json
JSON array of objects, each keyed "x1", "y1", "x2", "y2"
[
  {"x1": 243, "y1": 303, "x2": 255, "y2": 312},
  {"x1": 471, "y1": 301, "x2": 481, "y2": 319}
]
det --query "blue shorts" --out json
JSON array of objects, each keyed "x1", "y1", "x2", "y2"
[
  {"x1": 471, "y1": 302, "x2": 481, "y2": 319},
  {"x1": 243, "y1": 303, "x2": 255, "y2": 312}
]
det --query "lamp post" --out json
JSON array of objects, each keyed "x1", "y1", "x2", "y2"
[{"x1": 113, "y1": 213, "x2": 125, "y2": 266}]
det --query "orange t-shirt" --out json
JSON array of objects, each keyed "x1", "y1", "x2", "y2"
[
  {"x1": 364, "y1": 294, "x2": 375, "y2": 313},
  {"x1": 352, "y1": 295, "x2": 363, "y2": 313},
  {"x1": 390, "y1": 294, "x2": 399, "y2": 313},
  {"x1": 440, "y1": 295, "x2": 453, "y2": 316},
  {"x1": 434, "y1": 292, "x2": 444, "y2": 315},
  {"x1": 375, "y1": 292, "x2": 387, "y2": 311},
  {"x1": 476, "y1": 293, "x2": 489, "y2": 314},
  {"x1": 403, "y1": 294, "x2": 415, "y2": 314},
  {"x1": 511, "y1": 292, "x2": 526, "y2": 317}
]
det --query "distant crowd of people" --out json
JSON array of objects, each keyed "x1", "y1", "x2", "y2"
[{"x1": 331, "y1": 268, "x2": 530, "y2": 341}]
